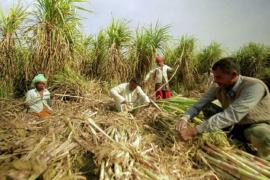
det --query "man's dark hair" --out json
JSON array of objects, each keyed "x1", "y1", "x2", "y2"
[
  {"x1": 129, "y1": 78, "x2": 139, "y2": 85},
  {"x1": 212, "y1": 57, "x2": 240, "y2": 74}
]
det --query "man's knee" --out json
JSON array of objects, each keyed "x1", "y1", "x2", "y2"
[
  {"x1": 244, "y1": 123, "x2": 270, "y2": 140},
  {"x1": 244, "y1": 123, "x2": 270, "y2": 159}
]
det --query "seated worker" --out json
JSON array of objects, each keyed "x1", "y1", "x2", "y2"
[
  {"x1": 25, "y1": 74, "x2": 52, "y2": 118},
  {"x1": 144, "y1": 55, "x2": 173, "y2": 99},
  {"x1": 110, "y1": 79, "x2": 150, "y2": 112},
  {"x1": 176, "y1": 57, "x2": 270, "y2": 160}
]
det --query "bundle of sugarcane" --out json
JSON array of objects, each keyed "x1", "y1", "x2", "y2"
[
  {"x1": 156, "y1": 96, "x2": 270, "y2": 179},
  {"x1": 0, "y1": 94, "x2": 225, "y2": 179},
  {"x1": 86, "y1": 114, "x2": 172, "y2": 179},
  {"x1": 0, "y1": 106, "x2": 94, "y2": 179},
  {"x1": 157, "y1": 96, "x2": 197, "y2": 114},
  {"x1": 95, "y1": 127, "x2": 165, "y2": 179},
  {"x1": 157, "y1": 96, "x2": 203, "y2": 123},
  {"x1": 82, "y1": 109, "x2": 217, "y2": 179},
  {"x1": 157, "y1": 96, "x2": 230, "y2": 147},
  {"x1": 198, "y1": 143, "x2": 270, "y2": 180}
]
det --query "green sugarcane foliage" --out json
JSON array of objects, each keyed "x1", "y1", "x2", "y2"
[
  {"x1": 87, "y1": 31, "x2": 108, "y2": 79},
  {"x1": 28, "y1": 0, "x2": 89, "y2": 79},
  {"x1": 107, "y1": 18, "x2": 132, "y2": 50},
  {"x1": 103, "y1": 19, "x2": 131, "y2": 83},
  {"x1": 0, "y1": 4, "x2": 28, "y2": 97},
  {"x1": 73, "y1": 34, "x2": 93, "y2": 73},
  {"x1": 166, "y1": 36, "x2": 197, "y2": 91},
  {"x1": 234, "y1": 42, "x2": 269, "y2": 78},
  {"x1": 51, "y1": 67, "x2": 92, "y2": 97},
  {"x1": 157, "y1": 96, "x2": 196, "y2": 115},
  {"x1": 196, "y1": 42, "x2": 223, "y2": 74},
  {"x1": 130, "y1": 23, "x2": 170, "y2": 82},
  {"x1": 159, "y1": 96, "x2": 197, "y2": 106},
  {"x1": 198, "y1": 132, "x2": 231, "y2": 148}
]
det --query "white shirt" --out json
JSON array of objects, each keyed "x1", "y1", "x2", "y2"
[
  {"x1": 25, "y1": 89, "x2": 52, "y2": 113},
  {"x1": 145, "y1": 65, "x2": 173, "y2": 84},
  {"x1": 110, "y1": 83, "x2": 150, "y2": 105}
]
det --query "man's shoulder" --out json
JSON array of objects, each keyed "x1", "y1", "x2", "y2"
[
  {"x1": 117, "y1": 83, "x2": 129, "y2": 88},
  {"x1": 121, "y1": 82, "x2": 129, "y2": 86},
  {"x1": 136, "y1": 85, "x2": 143, "y2": 91},
  {"x1": 25, "y1": 89, "x2": 37, "y2": 98},
  {"x1": 164, "y1": 64, "x2": 170, "y2": 68},
  {"x1": 242, "y1": 76, "x2": 263, "y2": 83},
  {"x1": 44, "y1": 89, "x2": 50, "y2": 94},
  {"x1": 27, "y1": 89, "x2": 36, "y2": 94},
  {"x1": 241, "y1": 76, "x2": 267, "y2": 89}
]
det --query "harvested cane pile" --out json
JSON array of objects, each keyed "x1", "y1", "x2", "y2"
[
  {"x1": 0, "y1": 88, "x2": 269, "y2": 179},
  {"x1": 157, "y1": 96, "x2": 270, "y2": 180}
]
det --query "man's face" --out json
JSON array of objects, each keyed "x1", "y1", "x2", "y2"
[
  {"x1": 213, "y1": 68, "x2": 238, "y2": 88},
  {"x1": 156, "y1": 60, "x2": 164, "y2": 67},
  {"x1": 36, "y1": 82, "x2": 46, "y2": 91},
  {"x1": 129, "y1": 82, "x2": 138, "y2": 91}
]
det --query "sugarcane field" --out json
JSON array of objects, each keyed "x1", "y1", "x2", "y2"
[{"x1": 1, "y1": 0, "x2": 270, "y2": 179}]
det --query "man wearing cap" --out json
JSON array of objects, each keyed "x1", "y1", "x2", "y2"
[
  {"x1": 144, "y1": 55, "x2": 173, "y2": 99},
  {"x1": 25, "y1": 74, "x2": 52, "y2": 118},
  {"x1": 110, "y1": 79, "x2": 150, "y2": 112}
]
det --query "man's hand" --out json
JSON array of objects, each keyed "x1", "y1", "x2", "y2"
[
  {"x1": 175, "y1": 116, "x2": 189, "y2": 132},
  {"x1": 180, "y1": 127, "x2": 198, "y2": 141}
]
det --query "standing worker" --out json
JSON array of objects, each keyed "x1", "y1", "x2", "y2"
[
  {"x1": 25, "y1": 74, "x2": 52, "y2": 118},
  {"x1": 144, "y1": 55, "x2": 173, "y2": 99},
  {"x1": 110, "y1": 79, "x2": 150, "y2": 112},
  {"x1": 176, "y1": 58, "x2": 270, "y2": 160}
]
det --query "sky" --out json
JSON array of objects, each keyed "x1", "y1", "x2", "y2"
[{"x1": 1, "y1": 0, "x2": 270, "y2": 51}]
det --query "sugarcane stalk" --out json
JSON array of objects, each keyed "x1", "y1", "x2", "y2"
[
  {"x1": 141, "y1": 167, "x2": 164, "y2": 180},
  {"x1": 150, "y1": 99, "x2": 163, "y2": 112},
  {"x1": 212, "y1": 165, "x2": 238, "y2": 180},
  {"x1": 133, "y1": 167, "x2": 153, "y2": 180},
  {"x1": 202, "y1": 151, "x2": 269, "y2": 180},
  {"x1": 128, "y1": 103, "x2": 149, "y2": 112},
  {"x1": 87, "y1": 118, "x2": 115, "y2": 142},
  {"x1": 114, "y1": 163, "x2": 122, "y2": 178},
  {"x1": 203, "y1": 144, "x2": 264, "y2": 176},
  {"x1": 26, "y1": 137, "x2": 46, "y2": 160},
  {"x1": 162, "y1": 104, "x2": 185, "y2": 113},
  {"x1": 158, "y1": 101, "x2": 194, "y2": 109},
  {"x1": 228, "y1": 152, "x2": 270, "y2": 178},
  {"x1": 235, "y1": 149, "x2": 270, "y2": 168},
  {"x1": 234, "y1": 150, "x2": 270, "y2": 171}
]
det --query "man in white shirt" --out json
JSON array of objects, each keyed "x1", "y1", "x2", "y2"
[
  {"x1": 110, "y1": 79, "x2": 150, "y2": 112},
  {"x1": 144, "y1": 56, "x2": 173, "y2": 99},
  {"x1": 25, "y1": 74, "x2": 52, "y2": 118}
]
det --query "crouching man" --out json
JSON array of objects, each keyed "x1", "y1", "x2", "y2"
[
  {"x1": 176, "y1": 58, "x2": 270, "y2": 160},
  {"x1": 25, "y1": 74, "x2": 52, "y2": 118},
  {"x1": 110, "y1": 79, "x2": 150, "y2": 112}
]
